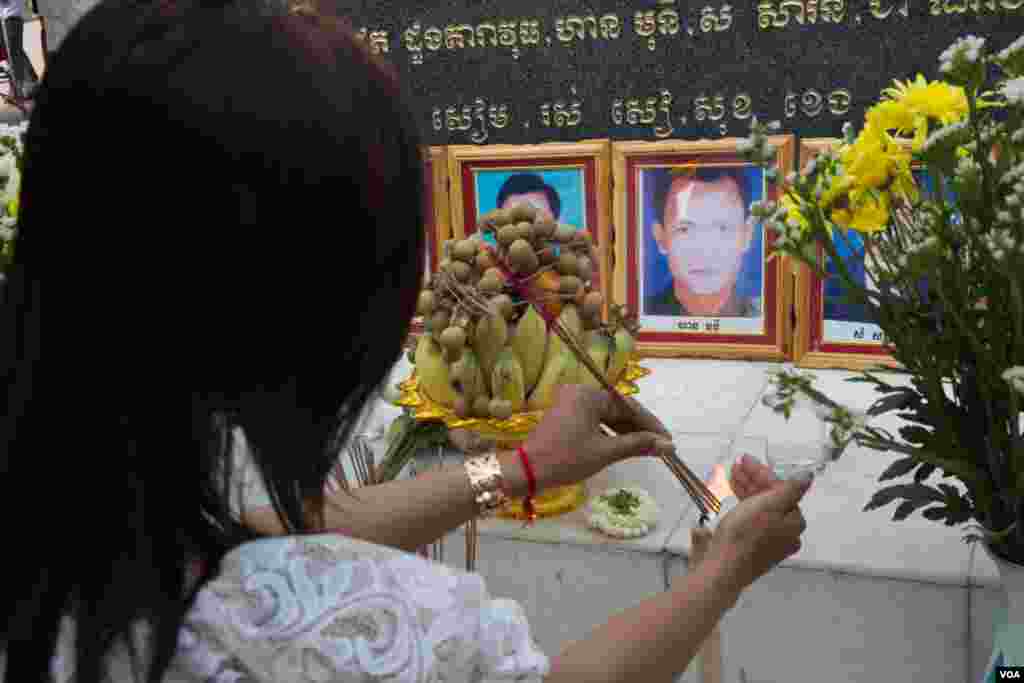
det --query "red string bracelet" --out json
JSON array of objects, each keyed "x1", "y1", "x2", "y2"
[{"x1": 516, "y1": 445, "x2": 538, "y2": 526}]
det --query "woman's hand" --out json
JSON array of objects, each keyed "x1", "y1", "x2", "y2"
[
  {"x1": 729, "y1": 454, "x2": 782, "y2": 500},
  {"x1": 706, "y1": 476, "x2": 811, "y2": 594},
  {"x1": 521, "y1": 384, "x2": 670, "y2": 492}
]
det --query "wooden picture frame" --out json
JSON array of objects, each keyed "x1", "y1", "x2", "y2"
[
  {"x1": 793, "y1": 138, "x2": 899, "y2": 370},
  {"x1": 447, "y1": 140, "x2": 612, "y2": 317},
  {"x1": 611, "y1": 137, "x2": 795, "y2": 361},
  {"x1": 411, "y1": 146, "x2": 451, "y2": 334}
]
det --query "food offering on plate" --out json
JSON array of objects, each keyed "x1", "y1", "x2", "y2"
[
  {"x1": 408, "y1": 204, "x2": 641, "y2": 422},
  {"x1": 586, "y1": 486, "x2": 660, "y2": 539}
]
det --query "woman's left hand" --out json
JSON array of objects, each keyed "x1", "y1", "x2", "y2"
[
  {"x1": 729, "y1": 454, "x2": 782, "y2": 500},
  {"x1": 519, "y1": 384, "x2": 671, "y2": 493}
]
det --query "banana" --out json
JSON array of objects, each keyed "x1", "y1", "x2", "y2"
[
  {"x1": 605, "y1": 328, "x2": 636, "y2": 386},
  {"x1": 491, "y1": 347, "x2": 526, "y2": 412},
  {"x1": 415, "y1": 334, "x2": 458, "y2": 407},
  {"x1": 541, "y1": 303, "x2": 582, "y2": 372},
  {"x1": 472, "y1": 307, "x2": 508, "y2": 394},
  {"x1": 527, "y1": 350, "x2": 574, "y2": 411},
  {"x1": 581, "y1": 331, "x2": 613, "y2": 389},
  {"x1": 452, "y1": 347, "x2": 485, "y2": 405},
  {"x1": 511, "y1": 305, "x2": 549, "y2": 395}
]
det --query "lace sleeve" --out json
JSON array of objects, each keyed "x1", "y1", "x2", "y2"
[{"x1": 178, "y1": 535, "x2": 550, "y2": 683}]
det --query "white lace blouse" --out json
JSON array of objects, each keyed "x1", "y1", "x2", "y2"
[
  {"x1": 171, "y1": 533, "x2": 551, "y2": 682},
  {"x1": 42, "y1": 424, "x2": 551, "y2": 682}
]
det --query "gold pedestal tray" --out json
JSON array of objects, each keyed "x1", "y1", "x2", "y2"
[{"x1": 396, "y1": 359, "x2": 650, "y2": 520}]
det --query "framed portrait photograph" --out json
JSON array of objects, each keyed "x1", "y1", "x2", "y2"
[
  {"x1": 611, "y1": 137, "x2": 794, "y2": 361},
  {"x1": 411, "y1": 146, "x2": 451, "y2": 334},
  {"x1": 447, "y1": 140, "x2": 612, "y2": 316},
  {"x1": 793, "y1": 138, "x2": 953, "y2": 370}
]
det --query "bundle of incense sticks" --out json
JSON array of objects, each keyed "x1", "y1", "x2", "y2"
[
  {"x1": 449, "y1": 241, "x2": 720, "y2": 520},
  {"x1": 542, "y1": 308, "x2": 721, "y2": 520}
]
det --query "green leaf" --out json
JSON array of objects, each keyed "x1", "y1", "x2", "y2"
[
  {"x1": 879, "y1": 457, "x2": 919, "y2": 482},
  {"x1": 898, "y1": 425, "x2": 932, "y2": 445},
  {"x1": 893, "y1": 498, "x2": 933, "y2": 521},
  {"x1": 868, "y1": 390, "x2": 918, "y2": 417},
  {"x1": 863, "y1": 483, "x2": 944, "y2": 512},
  {"x1": 914, "y1": 463, "x2": 937, "y2": 483},
  {"x1": 922, "y1": 506, "x2": 949, "y2": 521}
]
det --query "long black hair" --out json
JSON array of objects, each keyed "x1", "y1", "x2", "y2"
[{"x1": 0, "y1": 0, "x2": 425, "y2": 680}]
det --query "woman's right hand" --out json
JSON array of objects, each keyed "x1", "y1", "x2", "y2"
[{"x1": 707, "y1": 476, "x2": 811, "y2": 593}]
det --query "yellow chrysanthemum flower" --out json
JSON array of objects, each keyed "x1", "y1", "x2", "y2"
[
  {"x1": 831, "y1": 190, "x2": 891, "y2": 233},
  {"x1": 868, "y1": 99, "x2": 930, "y2": 151},
  {"x1": 867, "y1": 99, "x2": 917, "y2": 136},
  {"x1": 837, "y1": 125, "x2": 912, "y2": 192},
  {"x1": 892, "y1": 168, "x2": 920, "y2": 203},
  {"x1": 884, "y1": 74, "x2": 969, "y2": 125},
  {"x1": 820, "y1": 173, "x2": 858, "y2": 209}
]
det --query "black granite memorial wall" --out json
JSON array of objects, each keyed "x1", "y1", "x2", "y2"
[{"x1": 340, "y1": 0, "x2": 1024, "y2": 147}]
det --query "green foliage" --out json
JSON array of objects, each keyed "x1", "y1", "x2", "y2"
[{"x1": 747, "y1": 35, "x2": 1024, "y2": 562}]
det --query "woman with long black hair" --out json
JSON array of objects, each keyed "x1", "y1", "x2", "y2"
[{"x1": 0, "y1": 1, "x2": 810, "y2": 681}]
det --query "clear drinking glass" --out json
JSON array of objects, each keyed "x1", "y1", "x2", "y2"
[{"x1": 763, "y1": 396, "x2": 833, "y2": 481}]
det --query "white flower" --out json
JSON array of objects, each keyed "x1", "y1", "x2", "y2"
[
  {"x1": 1003, "y1": 161, "x2": 1024, "y2": 185},
  {"x1": 940, "y1": 35, "x2": 986, "y2": 69},
  {"x1": 587, "y1": 487, "x2": 660, "y2": 539},
  {"x1": 983, "y1": 228, "x2": 1021, "y2": 260},
  {"x1": 1003, "y1": 367, "x2": 1024, "y2": 396},
  {"x1": 1002, "y1": 77, "x2": 1024, "y2": 106},
  {"x1": 1008, "y1": 195, "x2": 1021, "y2": 207},
  {"x1": 997, "y1": 34, "x2": 1024, "y2": 63},
  {"x1": 0, "y1": 225, "x2": 13, "y2": 241}
]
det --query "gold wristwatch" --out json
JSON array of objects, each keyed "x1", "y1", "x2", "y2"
[{"x1": 463, "y1": 452, "x2": 507, "y2": 516}]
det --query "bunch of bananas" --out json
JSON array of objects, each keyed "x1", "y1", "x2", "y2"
[{"x1": 409, "y1": 204, "x2": 640, "y2": 419}]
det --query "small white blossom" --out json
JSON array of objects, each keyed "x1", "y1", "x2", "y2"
[
  {"x1": 1002, "y1": 161, "x2": 1024, "y2": 185},
  {"x1": 983, "y1": 228, "x2": 1021, "y2": 260},
  {"x1": 1008, "y1": 195, "x2": 1021, "y2": 207},
  {"x1": 0, "y1": 225, "x2": 13, "y2": 241},
  {"x1": 1003, "y1": 367, "x2": 1024, "y2": 396},
  {"x1": 997, "y1": 34, "x2": 1024, "y2": 63},
  {"x1": 940, "y1": 35, "x2": 986, "y2": 69},
  {"x1": 1002, "y1": 77, "x2": 1024, "y2": 105}
]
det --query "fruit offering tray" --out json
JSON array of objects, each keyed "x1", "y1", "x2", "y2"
[{"x1": 396, "y1": 359, "x2": 649, "y2": 442}]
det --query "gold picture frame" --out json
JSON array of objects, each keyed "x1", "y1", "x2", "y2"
[
  {"x1": 447, "y1": 140, "x2": 612, "y2": 318},
  {"x1": 793, "y1": 138, "x2": 899, "y2": 370},
  {"x1": 611, "y1": 137, "x2": 795, "y2": 361},
  {"x1": 411, "y1": 146, "x2": 452, "y2": 335}
]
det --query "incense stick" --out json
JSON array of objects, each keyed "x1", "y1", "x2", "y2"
[{"x1": 546, "y1": 312, "x2": 721, "y2": 516}]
